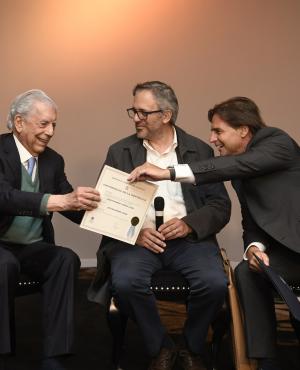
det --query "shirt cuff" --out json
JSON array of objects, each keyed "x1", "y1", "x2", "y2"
[
  {"x1": 243, "y1": 242, "x2": 266, "y2": 260},
  {"x1": 173, "y1": 164, "x2": 195, "y2": 183},
  {"x1": 40, "y1": 194, "x2": 51, "y2": 215}
]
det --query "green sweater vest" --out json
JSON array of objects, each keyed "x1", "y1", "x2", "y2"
[{"x1": 0, "y1": 166, "x2": 44, "y2": 244}]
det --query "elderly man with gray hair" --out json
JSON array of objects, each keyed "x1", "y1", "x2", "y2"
[{"x1": 0, "y1": 90, "x2": 100, "y2": 370}]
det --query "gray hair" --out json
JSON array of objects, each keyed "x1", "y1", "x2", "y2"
[
  {"x1": 7, "y1": 89, "x2": 57, "y2": 130},
  {"x1": 133, "y1": 81, "x2": 179, "y2": 125}
]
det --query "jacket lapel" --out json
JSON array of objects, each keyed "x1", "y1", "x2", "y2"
[
  {"x1": 175, "y1": 126, "x2": 196, "y2": 163},
  {"x1": 3, "y1": 134, "x2": 22, "y2": 188},
  {"x1": 128, "y1": 141, "x2": 147, "y2": 168},
  {"x1": 38, "y1": 151, "x2": 51, "y2": 192}
]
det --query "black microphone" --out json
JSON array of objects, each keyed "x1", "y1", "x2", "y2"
[{"x1": 154, "y1": 196, "x2": 165, "y2": 230}]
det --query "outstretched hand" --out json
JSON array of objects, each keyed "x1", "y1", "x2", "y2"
[
  {"x1": 128, "y1": 162, "x2": 170, "y2": 182},
  {"x1": 47, "y1": 187, "x2": 100, "y2": 212}
]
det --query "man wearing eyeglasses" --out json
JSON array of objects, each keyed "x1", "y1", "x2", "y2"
[
  {"x1": 0, "y1": 89, "x2": 100, "y2": 370},
  {"x1": 88, "y1": 81, "x2": 231, "y2": 370}
]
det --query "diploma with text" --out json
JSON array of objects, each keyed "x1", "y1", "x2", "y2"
[{"x1": 80, "y1": 165, "x2": 158, "y2": 244}]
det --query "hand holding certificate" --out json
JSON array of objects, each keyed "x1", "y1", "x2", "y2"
[{"x1": 80, "y1": 165, "x2": 158, "y2": 245}]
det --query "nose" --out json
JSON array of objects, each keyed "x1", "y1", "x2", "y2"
[
  {"x1": 133, "y1": 112, "x2": 141, "y2": 122},
  {"x1": 45, "y1": 123, "x2": 55, "y2": 136},
  {"x1": 209, "y1": 131, "x2": 217, "y2": 144}
]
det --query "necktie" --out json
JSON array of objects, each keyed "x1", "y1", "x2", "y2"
[{"x1": 27, "y1": 157, "x2": 36, "y2": 177}]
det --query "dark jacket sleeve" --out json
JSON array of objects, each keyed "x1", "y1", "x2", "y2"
[
  {"x1": 190, "y1": 128, "x2": 297, "y2": 184},
  {"x1": 53, "y1": 155, "x2": 85, "y2": 224},
  {"x1": 182, "y1": 181, "x2": 231, "y2": 241},
  {"x1": 0, "y1": 163, "x2": 44, "y2": 217},
  {"x1": 232, "y1": 180, "x2": 270, "y2": 250}
]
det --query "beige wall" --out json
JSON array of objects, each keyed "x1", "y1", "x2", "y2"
[{"x1": 1, "y1": 0, "x2": 299, "y2": 262}]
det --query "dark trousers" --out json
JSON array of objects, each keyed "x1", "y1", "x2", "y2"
[
  {"x1": 109, "y1": 238, "x2": 227, "y2": 357},
  {"x1": 235, "y1": 243, "x2": 300, "y2": 359},
  {"x1": 0, "y1": 241, "x2": 80, "y2": 357}
]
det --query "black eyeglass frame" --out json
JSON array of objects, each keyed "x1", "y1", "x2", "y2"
[{"x1": 126, "y1": 107, "x2": 163, "y2": 120}]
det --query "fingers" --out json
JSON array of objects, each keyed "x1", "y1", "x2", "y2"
[
  {"x1": 128, "y1": 166, "x2": 148, "y2": 182},
  {"x1": 74, "y1": 187, "x2": 101, "y2": 211},
  {"x1": 127, "y1": 168, "x2": 138, "y2": 183},
  {"x1": 127, "y1": 163, "x2": 169, "y2": 182},
  {"x1": 136, "y1": 228, "x2": 166, "y2": 253},
  {"x1": 159, "y1": 218, "x2": 187, "y2": 240},
  {"x1": 249, "y1": 251, "x2": 269, "y2": 272}
]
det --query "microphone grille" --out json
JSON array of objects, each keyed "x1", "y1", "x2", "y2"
[{"x1": 154, "y1": 196, "x2": 165, "y2": 211}]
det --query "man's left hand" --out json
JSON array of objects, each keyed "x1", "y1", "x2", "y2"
[{"x1": 158, "y1": 218, "x2": 192, "y2": 240}]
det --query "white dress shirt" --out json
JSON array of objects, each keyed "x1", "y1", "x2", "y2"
[
  {"x1": 13, "y1": 135, "x2": 37, "y2": 180},
  {"x1": 142, "y1": 129, "x2": 187, "y2": 229}
]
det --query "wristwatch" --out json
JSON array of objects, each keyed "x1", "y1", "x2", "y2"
[{"x1": 167, "y1": 166, "x2": 176, "y2": 181}]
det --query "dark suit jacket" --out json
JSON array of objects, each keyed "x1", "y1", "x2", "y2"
[
  {"x1": 0, "y1": 133, "x2": 83, "y2": 244},
  {"x1": 88, "y1": 126, "x2": 231, "y2": 304},
  {"x1": 189, "y1": 127, "x2": 300, "y2": 254}
]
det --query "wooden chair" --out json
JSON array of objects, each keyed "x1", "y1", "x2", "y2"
[{"x1": 221, "y1": 250, "x2": 300, "y2": 370}]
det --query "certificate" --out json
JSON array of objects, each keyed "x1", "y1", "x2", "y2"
[{"x1": 80, "y1": 165, "x2": 158, "y2": 245}]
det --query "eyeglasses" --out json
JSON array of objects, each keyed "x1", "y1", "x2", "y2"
[{"x1": 127, "y1": 107, "x2": 163, "y2": 120}]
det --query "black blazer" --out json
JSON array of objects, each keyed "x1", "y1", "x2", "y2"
[
  {"x1": 88, "y1": 126, "x2": 231, "y2": 304},
  {"x1": 0, "y1": 133, "x2": 83, "y2": 243},
  {"x1": 189, "y1": 127, "x2": 300, "y2": 253}
]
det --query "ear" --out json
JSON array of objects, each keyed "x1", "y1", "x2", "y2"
[
  {"x1": 238, "y1": 125, "x2": 250, "y2": 138},
  {"x1": 162, "y1": 110, "x2": 172, "y2": 124},
  {"x1": 14, "y1": 115, "x2": 24, "y2": 133}
]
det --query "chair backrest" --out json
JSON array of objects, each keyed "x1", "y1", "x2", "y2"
[
  {"x1": 16, "y1": 274, "x2": 41, "y2": 297},
  {"x1": 150, "y1": 269, "x2": 189, "y2": 302}
]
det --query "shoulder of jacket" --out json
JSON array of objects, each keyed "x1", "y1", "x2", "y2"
[
  {"x1": 40, "y1": 146, "x2": 64, "y2": 162},
  {"x1": 108, "y1": 134, "x2": 140, "y2": 150},
  {"x1": 251, "y1": 126, "x2": 292, "y2": 144},
  {"x1": 176, "y1": 126, "x2": 213, "y2": 153}
]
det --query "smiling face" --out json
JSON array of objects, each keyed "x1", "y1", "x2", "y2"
[
  {"x1": 209, "y1": 114, "x2": 252, "y2": 156},
  {"x1": 132, "y1": 90, "x2": 171, "y2": 141},
  {"x1": 14, "y1": 100, "x2": 57, "y2": 156}
]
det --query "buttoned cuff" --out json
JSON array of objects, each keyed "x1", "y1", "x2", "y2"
[
  {"x1": 243, "y1": 242, "x2": 266, "y2": 260},
  {"x1": 173, "y1": 164, "x2": 195, "y2": 183}
]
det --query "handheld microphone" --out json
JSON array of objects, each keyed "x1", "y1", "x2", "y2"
[{"x1": 154, "y1": 196, "x2": 165, "y2": 230}]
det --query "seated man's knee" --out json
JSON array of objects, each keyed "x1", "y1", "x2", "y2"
[
  {"x1": 56, "y1": 246, "x2": 80, "y2": 271},
  {"x1": 0, "y1": 253, "x2": 20, "y2": 279},
  {"x1": 234, "y1": 260, "x2": 251, "y2": 283},
  {"x1": 191, "y1": 272, "x2": 227, "y2": 301},
  {"x1": 112, "y1": 273, "x2": 149, "y2": 298},
  {"x1": 209, "y1": 275, "x2": 227, "y2": 299}
]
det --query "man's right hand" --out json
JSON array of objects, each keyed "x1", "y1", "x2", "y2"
[
  {"x1": 47, "y1": 187, "x2": 100, "y2": 212},
  {"x1": 136, "y1": 228, "x2": 166, "y2": 253},
  {"x1": 246, "y1": 245, "x2": 269, "y2": 272},
  {"x1": 128, "y1": 162, "x2": 170, "y2": 182}
]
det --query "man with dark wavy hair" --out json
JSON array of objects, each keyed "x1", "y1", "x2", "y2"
[{"x1": 129, "y1": 96, "x2": 300, "y2": 370}]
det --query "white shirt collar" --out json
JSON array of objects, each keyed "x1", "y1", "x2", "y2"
[
  {"x1": 13, "y1": 134, "x2": 37, "y2": 164},
  {"x1": 143, "y1": 126, "x2": 178, "y2": 155}
]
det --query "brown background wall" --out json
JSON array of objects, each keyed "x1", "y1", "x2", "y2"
[{"x1": 1, "y1": 0, "x2": 299, "y2": 263}]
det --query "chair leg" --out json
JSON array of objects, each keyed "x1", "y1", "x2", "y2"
[{"x1": 107, "y1": 299, "x2": 128, "y2": 370}]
